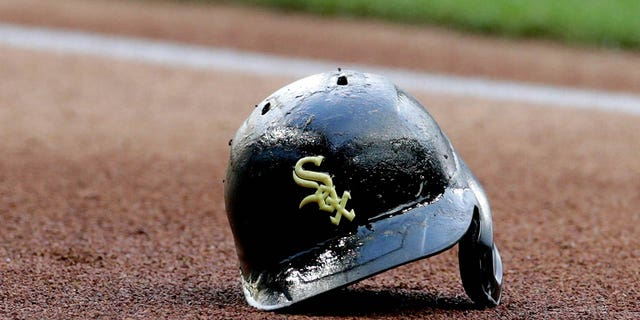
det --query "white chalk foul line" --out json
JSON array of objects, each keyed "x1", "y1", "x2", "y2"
[{"x1": 1, "y1": 23, "x2": 640, "y2": 115}]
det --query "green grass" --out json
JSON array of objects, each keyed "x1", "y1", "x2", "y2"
[{"x1": 213, "y1": 0, "x2": 640, "y2": 50}]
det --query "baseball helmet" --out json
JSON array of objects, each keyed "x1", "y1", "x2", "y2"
[{"x1": 224, "y1": 70, "x2": 502, "y2": 310}]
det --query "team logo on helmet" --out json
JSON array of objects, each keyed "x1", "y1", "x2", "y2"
[{"x1": 292, "y1": 156, "x2": 356, "y2": 225}]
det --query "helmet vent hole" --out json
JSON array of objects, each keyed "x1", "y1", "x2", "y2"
[
  {"x1": 261, "y1": 102, "x2": 271, "y2": 115},
  {"x1": 337, "y1": 75, "x2": 348, "y2": 86}
]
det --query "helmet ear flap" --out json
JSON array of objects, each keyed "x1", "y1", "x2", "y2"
[{"x1": 458, "y1": 207, "x2": 503, "y2": 307}]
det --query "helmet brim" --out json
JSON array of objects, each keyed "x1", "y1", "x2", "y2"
[{"x1": 240, "y1": 186, "x2": 477, "y2": 310}]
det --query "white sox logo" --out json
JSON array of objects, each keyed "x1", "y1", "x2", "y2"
[{"x1": 292, "y1": 156, "x2": 356, "y2": 225}]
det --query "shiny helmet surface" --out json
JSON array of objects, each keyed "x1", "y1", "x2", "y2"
[{"x1": 224, "y1": 70, "x2": 502, "y2": 310}]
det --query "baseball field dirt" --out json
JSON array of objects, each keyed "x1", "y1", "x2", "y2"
[{"x1": 1, "y1": 0, "x2": 639, "y2": 319}]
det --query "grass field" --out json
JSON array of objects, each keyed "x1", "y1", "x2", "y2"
[{"x1": 216, "y1": 0, "x2": 640, "y2": 49}]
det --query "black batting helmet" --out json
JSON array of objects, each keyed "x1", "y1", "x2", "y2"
[{"x1": 224, "y1": 70, "x2": 502, "y2": 310}]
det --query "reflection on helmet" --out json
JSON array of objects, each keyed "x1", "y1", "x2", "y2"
[{"x1": 224, "y1": 70, "x2": 503, "y2": 310}]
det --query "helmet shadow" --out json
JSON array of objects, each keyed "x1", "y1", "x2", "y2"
[{"x1": 278, "y1": 286, "x2": 478, "y2": 316}]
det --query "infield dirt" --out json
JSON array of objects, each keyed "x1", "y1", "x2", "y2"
[{"x1": 0, "y1": 0, "x2": 639, "y2": 319}]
